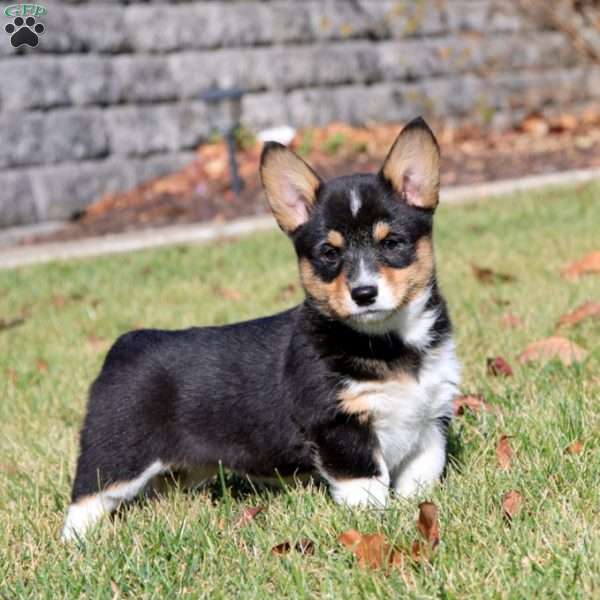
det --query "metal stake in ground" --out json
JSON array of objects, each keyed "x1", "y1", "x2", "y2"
[{"x1": 200, "y1": 88, "x2": 246, "y2": 198}]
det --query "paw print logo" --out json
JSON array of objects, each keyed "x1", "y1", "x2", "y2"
[{"x1": 5, "y1": 16, "x2": 45, "y2": 48}]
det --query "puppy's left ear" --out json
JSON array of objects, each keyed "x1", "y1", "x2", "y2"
[
  {"x1": 260, "y1": 142, "x2": 322, "y2": 234},
  {"x1": 381, "y1": 117, "x2": 440, "y2": 210}
]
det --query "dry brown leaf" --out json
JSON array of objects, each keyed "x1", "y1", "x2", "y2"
[
  {"x1": 410, "y1": 539, "x2": 428, "y2": 562},
  {"x1": 416, "y1": 502, "x2": 440, "y2": 549},
  {"x1": 453, "y1": 394, "x2": 495, "y2": 416},
  {"x1": 271, "y1": 541, "x2": 292, "y2": 555},
  {"x1": 35, "y1": 359, "x2": 49, "y2": 373},
  {"x1": 271, "y1": 538, "x2": 315, "y2": 556},
  {"x1": 521, "y1": 115, "x2": 550, "y2": 137},
  {"x1": 486, "y1": 357, "x2": 514, "y2": 377},
  {"x1": 471, "y1": 264, "x2": 516, "y2": 284},
  {"x1": 565, "y1": 440, "x2": 584, "y2": 455},
  {"x1": 502, "y1": 490, "x2": 523, "y2": 521},
  {"x1": 234, "y1": 506, "x2": 264, "y2": 529},
  {"x1": 218, "y1": 287, "x2": 244, "y2": 302},
  {"x1": 501, "y1": 313, "x2": 523, "y2": 329},
  {"x1": 87, "y1": 334, "x2": 110, "y2": 353},
  {"x1": 0, "y1": 462, "x2": 19, "y2": 475},
  {"x1": 52, "y1": 294, "x2": 68, "y2": 307},
  {"x1": 519, "y1": 336, "x2": 587, "y2": 366},
  {"x1": 557, "y1": 301, "x2": 600, "y2": 328},
  {"x1": 407, "y1": 502, "x2": 441, "y2": 564},
  {"x1": 338, "y1": 530, "x2": 402, "y2": 570},
  {"x1": 552, "y1": 113, "x2": 578, "y2": 132},
  {"x1": 276, "y1": 283, "x2": 299, "y2": 302},
  {"x1": 6, "y1": 368, "x2": 18, "y2": 385},
  {"x1": 562, "y1": 251, "x2": 600, "y2": 280},
  {"x1": 496, "y1": 435, "x2": 513, "y2": 471}
]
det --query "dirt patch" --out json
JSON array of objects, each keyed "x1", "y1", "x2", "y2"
[{"x1": 21, "y1": 111, "x2": 600, "y2": 245}]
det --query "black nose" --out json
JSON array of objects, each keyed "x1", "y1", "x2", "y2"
[{"x1": 351, "y1": 285, "x2": 378, "y2": 306}]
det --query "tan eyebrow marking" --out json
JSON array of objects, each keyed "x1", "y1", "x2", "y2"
[
  {"x1": 373, "y1": 221, "x2": 391, "y2": 242},
  {"x1": 327, "y1": 230, "x2": 345, "y2": 248}
]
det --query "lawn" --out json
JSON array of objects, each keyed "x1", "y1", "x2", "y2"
[{"x1": 1, "y1": 184, "x2": 599, "y2": 599}]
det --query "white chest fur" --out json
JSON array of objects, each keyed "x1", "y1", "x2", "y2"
[
  {"x1": 344, "y1": 336, "x2": 460, "y2": 473},
  {"x1": 343, "y1": 289, "x2": 461, "y2": 478}
]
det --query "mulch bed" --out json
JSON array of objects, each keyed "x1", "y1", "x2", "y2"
[{"x1": 21, "y1": 110, "x2": 600, "y2": 245}]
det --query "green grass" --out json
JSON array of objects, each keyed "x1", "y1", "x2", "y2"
[{"x1": 1, "y1": 184, "x2": 599, "y2": 599}]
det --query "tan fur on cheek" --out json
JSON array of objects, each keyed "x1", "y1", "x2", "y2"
[
  {"x1": 327, "y1": 230, "x2": 345, "y2": 248},
  {"x1": 373, "y1": 221, "x2": 391, "y2": 242},
  {"x1": 299, "y1": 259, "x2": 352, "y2": 318},
  {"x1": 381, "y1": 237, "x2": 435, "y2": 306}
]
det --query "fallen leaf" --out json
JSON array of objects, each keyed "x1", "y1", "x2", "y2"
[
  {"x1": 271, "y1": 538, "x2": 315, "y2": 556},
  {"x1": 562, "y1": 251, "x2": 600, "y2": 280},
  {"x1": 338, "y1": 530, "x2": 401, "y2": 570},
  {"x1": 565, "y1": 440, "x2": 584, "y2": 455},
  {"x1": 471, "y1": 264, "x2": 516, "y2": 284},
  {"x1": 6, "y1": 368, "x2": 18, "y2": 384},
  {"x1": 519, "y1": 337, "x2": 587, "y2": 366},
  {"x1": 496, "y1": 435, "x2": 513, "y2": 471},
  {"x1": 502, "y1": 490, "x2": 523, "y2": 521},
  {"x1": 501, "y1": 313, "x2": 523, "y2": 328},
  {"x1": 557, "y1": 301, "x2": 600, "y2": 327},
  {"x1": 416, "y1": 502, "x2": 440, "y2": 549},
  {"x1": 52, "y1": 294, "x2": 68, "y2": 307},
  {"x1": 551, "y1": 113, "x2": 578, "y2": 132},
  {"x1": 410, "y1": 539, "x2": 428, "y2": 562},
  {"x1": 0, "y1": 462, "x2": 20, "y2": 475},
  {"x1": 276, "y1": 283, "x2": 299, "y2": 302},
  {"x1": 233, "y1": 506, "x2": 264, "y2": 529},
  {"x1": 486, "y1": 357, "x2": 514, "y2": 377},
  {"x1": 218, "y1": 287, "x2": 243, "y2": 302},
  {"x1": 0, "y1": 316, "x2": 25, "y2": 332},
  {"x1": 204, "y1": 156, "x2": 228, "y2": 178},
  {"x1": 35, "y1": 359, "x2": 49, "y2": 373},
  {"x1": 87, "y1": 334, "x2": 110, "y2": 353},
  {"x1": 453, "y1": 394, "x2": 495, "y2": 416},
  {"x1": 521, "y1": 115, "x2": 550, "y2": 137}
]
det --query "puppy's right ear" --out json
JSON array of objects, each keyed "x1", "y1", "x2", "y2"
[{"x1": 260, "y1": 142, "x2": 322, "y2": 234}]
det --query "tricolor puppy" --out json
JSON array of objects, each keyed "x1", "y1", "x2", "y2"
[{"x1": 63, "y1": 117, "x2": 460, "y2": 541}]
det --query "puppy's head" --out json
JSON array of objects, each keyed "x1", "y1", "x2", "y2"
[{"x1": 260, "y1": 117, "x2": 440, "y2": 329}]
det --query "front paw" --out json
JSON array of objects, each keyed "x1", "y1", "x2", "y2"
[
  {"x1": 330, "y1": 477, "x2": 389, "y2": 508},
  {"x1": 393, "y1": 476, "x2": 433, "y2": 499}
]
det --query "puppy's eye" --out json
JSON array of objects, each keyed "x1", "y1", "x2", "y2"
[
  {"x1": 380, "y1": 237, "x2": 403, "y2": 251},
  {"x1": 319, "y1": 244, "x2": 340, "y2": 263}
]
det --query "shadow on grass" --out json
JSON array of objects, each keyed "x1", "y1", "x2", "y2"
[
  {"x1": 445, "y1": 424, "x2": 465, "y2": 478},
  {"x1": 112, "y1": 468, "x2": 323, "y2": 523}
]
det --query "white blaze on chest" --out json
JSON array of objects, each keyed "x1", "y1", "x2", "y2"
[{"x1": 342, "y1": 331, "x2": 460, "y2": 472}]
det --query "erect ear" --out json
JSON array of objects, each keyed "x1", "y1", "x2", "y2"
[
  {"x1": 260, "y1": 142, "x2": 322, "y2": 234},
  {"x1": 381, "y1": 116, "x2": 440, "y2": 210}
]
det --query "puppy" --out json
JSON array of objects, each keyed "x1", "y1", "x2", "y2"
[{"x1": 62, "y1": 117, "x2": 460, "y2": 541}]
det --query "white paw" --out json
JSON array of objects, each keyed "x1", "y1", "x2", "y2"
[
  {"x1": 61, "y1": 495, "x2": 114, "y2": 542},
  {"x1": 330, "y1": 477, "x2": 389, "y2": 508},
  {"x1": 393, "y1": 476, "x2": 433, "y2": 499}
]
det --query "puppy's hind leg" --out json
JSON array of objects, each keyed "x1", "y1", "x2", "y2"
[{"x1": 62, "y1": 460, "x2": 168, "y2": 541}]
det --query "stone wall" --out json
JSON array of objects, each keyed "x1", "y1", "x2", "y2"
[{"x1": 0, "y1": 0, "x2": 598, "y2": 228}]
